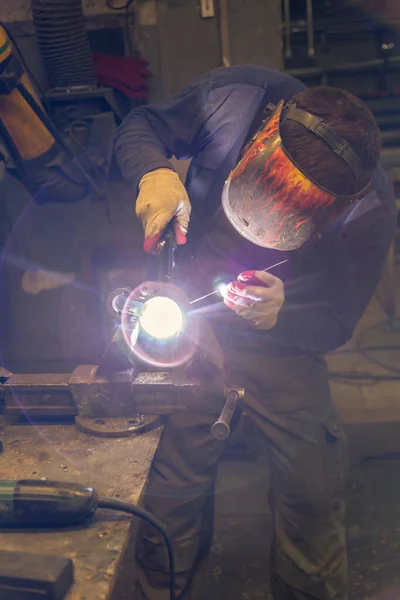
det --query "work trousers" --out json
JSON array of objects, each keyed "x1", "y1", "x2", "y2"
[{"x1": 134, "y1": 347, "x2": 347, "y2": 600}]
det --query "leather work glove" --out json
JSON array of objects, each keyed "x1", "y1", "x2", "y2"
[
  {"x1": 223, "y1": 270, "x2": 284, "y2": 330},
  {"x1": 21, "y1": 269, "x2": 75, "y2": 295},
  {"x1": 137, "y1": 168, "x2": 191, "y2": 253}
]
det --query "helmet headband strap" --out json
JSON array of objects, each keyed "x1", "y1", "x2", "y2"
[{"x1": 281, "y1": 102, "x2": 364, "y2": 182}]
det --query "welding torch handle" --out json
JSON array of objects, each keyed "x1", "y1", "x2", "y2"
[
  {"x1": 211, "y1": 390, "x2": 242, "y2": 441},
  {"x1": 157, "y1": 222, "x2": 177, "y2": 281}
]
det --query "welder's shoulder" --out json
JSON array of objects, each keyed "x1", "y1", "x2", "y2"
[
  {"x1": 205, "y1": 65, "x2": 304, "y2": 95},
  {"x1": 342, "y1": 163, "x2": 397, "y2": 239},
  {"x1": 371, "y1": 163, "x2": 398, "y2": 225}
]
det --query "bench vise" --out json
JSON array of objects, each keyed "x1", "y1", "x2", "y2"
[{"x1": 0, "y1": 366, "x2": 243, "y2": 441}]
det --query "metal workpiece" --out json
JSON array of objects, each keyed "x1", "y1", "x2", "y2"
[
  {"x1": 112, "y1": 279, "x2": 197, "y2": 370},
  {"x1": 106, "y1": 287, "x2": 132, "y2": 319}
]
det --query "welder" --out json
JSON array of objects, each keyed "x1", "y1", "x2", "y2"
[{"x1": 114, "y1": 66, "x2": 397, "y2": 600}]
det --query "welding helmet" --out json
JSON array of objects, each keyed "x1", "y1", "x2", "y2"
[{"x1": 222, "y1": 100, "x2": 369, "y2": 250}]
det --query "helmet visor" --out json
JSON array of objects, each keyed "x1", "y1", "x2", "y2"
[{"x1": 222, "y1": 100, "x2": 360, "y2": 250}]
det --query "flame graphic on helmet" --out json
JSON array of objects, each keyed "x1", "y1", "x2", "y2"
[{"x1": 227, "y1": 101, "x2": 351, "y2": 249}]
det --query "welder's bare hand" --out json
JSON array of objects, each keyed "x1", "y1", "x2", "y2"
[
  {"x1": 136, "y1": 168, "x2": 191, "y2": 254},
  {"x1": 223, "y1": 270, "x2": 284, "y2": 330}
]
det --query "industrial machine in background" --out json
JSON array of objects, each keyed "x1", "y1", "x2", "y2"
[
  {"x1": 0, "y1": 20, "x2": 93, "y2": 204},
  {"x1": 0, "y1": 0, "x2": 145, "y2": 209}
]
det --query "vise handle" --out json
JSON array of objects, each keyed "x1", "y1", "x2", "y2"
[{"x1": 212, "y1": 388, "x2": 244, "y2": 441}]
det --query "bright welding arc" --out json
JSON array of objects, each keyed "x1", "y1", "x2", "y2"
[
  {"x1": 139, "y1": 296, "x2": 183, "y2": 340},
  {"x1": 189, "y1": 259, "x2": 288, "y2": 305}
]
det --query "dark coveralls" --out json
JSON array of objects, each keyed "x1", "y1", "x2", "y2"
[{"x1": 114, "y1": 66, "x2": 397, "y2": 600}]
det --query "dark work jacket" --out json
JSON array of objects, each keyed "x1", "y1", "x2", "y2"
[{"x1": 114, "y1": 65, "x2": 397, "y2": 355}]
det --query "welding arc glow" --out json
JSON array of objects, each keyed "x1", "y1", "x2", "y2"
[
  {"x1": 217, "y1": 283, "x2": 228, "y2": 298},
  {"x1": 139, "y1": 296, "x2": 183, "y2": 340},
  {"x1": 189, "y1": 283, "x2": 228, "y2": 305},
  {"x1": 189, "y1": 259, "x2": 288, "y2": 305}
]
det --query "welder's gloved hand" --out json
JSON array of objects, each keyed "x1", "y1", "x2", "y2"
[
  {"x1": 137, "y1": 168, "x2": 191, "y2": 254},
  {"x1": 223, "y1": 270, "x2": 284, "y2": 330},
  {"x1": 21, "y1": 269, "x2": 75, "y2": 295}
]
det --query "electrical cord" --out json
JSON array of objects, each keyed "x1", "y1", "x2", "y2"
[{"x1": 98, "y1": 496, "x2": 176, "y2": 600}]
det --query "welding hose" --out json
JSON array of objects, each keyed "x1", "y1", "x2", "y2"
[
  {"x1": 31, "y1": 0, "x2": 97, "y2": 90},
  {"x1": 97, "y1": 497, "x2": 176, "y2": 600}
]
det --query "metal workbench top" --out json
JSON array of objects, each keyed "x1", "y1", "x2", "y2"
[{"x1": 0, "y1": 420, "x2": 162, "y2": 600}]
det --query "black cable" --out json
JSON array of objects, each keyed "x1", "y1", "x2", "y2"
[{"x1": 97, "y1": 496, "x2": 176, "y2": 600}]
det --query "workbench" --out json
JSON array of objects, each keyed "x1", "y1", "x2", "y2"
[{"x1": 0, "y1": 420, "x2": 162, "y2": 600}]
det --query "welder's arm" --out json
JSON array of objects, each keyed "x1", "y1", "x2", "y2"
[
  {"x1": 114, "y1": 79, "x2": 211, "y2": 189},
  {"x1": 262, "y1": 215, "x2": 396, "y2": 355},
  {"x1": 114, "y1": 78, "x2": 211, "y2": 251}
]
